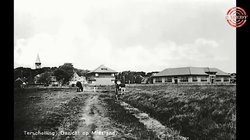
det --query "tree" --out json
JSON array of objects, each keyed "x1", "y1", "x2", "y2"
[
  {"x1": 135, "y1": 75, "x2": 143, "y2": 84},
  {"x1": 59, "y1": 63, "x2": 74, "y2": 72},
  {"x1": 74, "y1": 68, "x2": 90, "y2": 77},
  {"x1": 36, "y1": 72, "x2": 52, "y2": 85},
  {"x1": 53, "y1": 69, "x2": 66, "y2": 85},
  {"x1": 14, "y1": 67, "x2": 32, "y2": 80},
  {"x1": 53, "y1": 63, "x2": 74, "y2": 85},
  {"x1": 118, "y1": 71, "x2": 146, "y2": 84}
]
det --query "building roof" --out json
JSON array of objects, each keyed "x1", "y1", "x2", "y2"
[
  {"x1": 72, "y1": 72, "x2": 80, "y2": 78},
  {"x1": 15, "y1": 77, "x2": 24, "y2": 83},
  {"x1": 89, "y1": 65, "x2": 117, "y2": 74},
  {"x1": 70, "y1": 72, "x2": 86, "y2": 81},
  {"x1": 35, "y1": 54, "x2": 41, "y2": 64},
  {"x1": 153, "y1": 67, "x2": 230, "y2": 77}
]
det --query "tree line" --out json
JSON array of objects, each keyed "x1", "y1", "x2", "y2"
[
  {"x1": 14, "y1": 63, "x2": 89, "y2": 85},
  {"x1": 14, "y1": 64, "x2": 158, "y2": 85}
]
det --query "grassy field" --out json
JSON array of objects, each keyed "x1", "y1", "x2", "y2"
[
  {"x1": 121, "y1": 84, "x2": 236, "y2": 140},
  {"x1": 14, "y1": 85, "x2": 236, "y2": 140},
  {"x1": 15, "y1": 87, "x2": 184, "y2": 140},
  {"x1": 14, "y1": 88, "x2": 88, "y2": 140}
]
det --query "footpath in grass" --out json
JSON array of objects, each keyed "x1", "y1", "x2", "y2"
[
  {"x1": 15, "y1": 88, "x2": 178, "y2": 140},
  {"x1": 14, "y1": 85, "x2": 235, "y2": 140}
]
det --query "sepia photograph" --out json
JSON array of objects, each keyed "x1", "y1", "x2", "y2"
[{"x1": 14, "y1": 0, "x2": 237, "y2": 139}]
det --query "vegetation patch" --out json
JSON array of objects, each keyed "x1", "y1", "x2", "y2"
[
  {"x1": 121, "y1": 85, "x2": 236, "y2": 140},
  {"x1": 14, "y1": 88, "x2": 87, "y2": 140}
]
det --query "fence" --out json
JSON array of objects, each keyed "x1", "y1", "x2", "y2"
[
  {"x1": 127, "y1": 83, "x2": 236, "y2": 87},
  {"x1": 83, "y1": 85, "x2": 116, "y2": 92}
]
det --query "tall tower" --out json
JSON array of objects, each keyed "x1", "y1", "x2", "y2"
[{"x1": 35, "y1": 53, "x2": 41, "y2": 69}]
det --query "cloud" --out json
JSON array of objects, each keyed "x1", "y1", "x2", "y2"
[
  {"x1": 96, "y1": 38, "x2": 227, "y2": 72},
  {"x1": 14, "y1": 0, "x2": 236, "y2": 72}
]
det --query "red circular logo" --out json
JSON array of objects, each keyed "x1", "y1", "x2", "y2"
[{"x1": 226, "y1": 7, "x2": 248, "y2": 28}]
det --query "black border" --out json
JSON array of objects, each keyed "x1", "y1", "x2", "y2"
[
  {"x1": 10, "y1": 0, "x2": 248, "y2": 139},
  {"x1": 3, "y1": 0, "x2": 14, "y2": 139},
  {"x1": 236, "y1": 0, "x2": 250, "y2": 139}
]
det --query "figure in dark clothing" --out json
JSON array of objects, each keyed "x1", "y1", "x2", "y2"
[
  {"x1": 120, "y1": 83, "x2": 126, "y2": 95},
  {"x1": 115, "y1": 80, "x2": 120, "y2": 99},
  {"x1": 115, "y1": 80, "x2": 126, "y2": 99},
  {"x1": 76, "y1": 81, "x2": 83, "y2": 92}
]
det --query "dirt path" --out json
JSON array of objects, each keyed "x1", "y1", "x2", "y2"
[
  {"x1": 56, "y1": 91, "x2": 186, "y2": 140},
  {"x1": 118, "y1": 101, "x2": 187, "y2": 140},
  {"x1": 72, "y1": 93, "x2": 116, "y2": 140}
]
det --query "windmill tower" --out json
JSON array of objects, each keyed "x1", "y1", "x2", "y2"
[{"x1": 35, "y1": 53, "x2": 41, "y2": 69}]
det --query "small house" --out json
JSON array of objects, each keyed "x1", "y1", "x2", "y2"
[
  {"x1": 86, "y1": 65, "x2": 117, "y2": 85},
  {"x1": 14, "y1": 77, "x2": 26, "y2": 89},
  {"x1": 69, "y1": 72, "x2": 87, "y2": 86}
]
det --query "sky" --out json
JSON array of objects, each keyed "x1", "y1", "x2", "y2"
[{"x1": 14, "y1": 0, "x2": 236, "y2": 73}]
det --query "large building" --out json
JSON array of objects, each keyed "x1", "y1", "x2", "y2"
[
  {"x1": 152, "y1": 67, "x2": 231, "y2": 84},
  {"x1": 86, "y1": 65, "x2": 117, "y2": 85}
]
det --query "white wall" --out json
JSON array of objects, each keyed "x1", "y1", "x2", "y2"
[{"x1": 92, "y1": 77, "x2": 115, "y2": 85}]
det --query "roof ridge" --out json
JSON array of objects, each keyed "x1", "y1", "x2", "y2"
[
  {"x1": 91, "y1": 65, "x2": 105, "y2": 72},
  {"x1": 90, "y1": 65, "x2": 116, "y2": 73}
]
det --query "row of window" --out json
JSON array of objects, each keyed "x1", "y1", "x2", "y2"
[
  {"x1": 155, "y1": 77, "x2": 230, "y2": 83},
  {"x1": 95, "y1": 73, "x2": 115, "y2": 77}
]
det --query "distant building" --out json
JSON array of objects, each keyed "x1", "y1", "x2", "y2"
[
  {"x1": 69, "y1": 72, "x2": 87, "y2": 86},
  {"x1": 32, "y1": 74, "x2": 59, "y2": 87},
  {"x1": 34, "y1": 74, "x2": 41, "y2": 84},
  {"x1": 141, "y1": 77, "x2": 148, "y2": 84},
  {"x1": 152, "y1": 67, "x2": 231, "y2": 84},
  {"x1": 86, "y1": 65, "x2": 117, "y2": 85},
  {"x1": 50, "y1": 76, "x2": 60, "y2": 86},
  {"x1": 35, "y1": 53, "x2": 41, "y2": 69},
  {"x1": 142, "y1": 71, "x2": 159, "y2": 84},
  {"x1": 14, "y1": 77, "x2": 26, "y2": 88}
]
